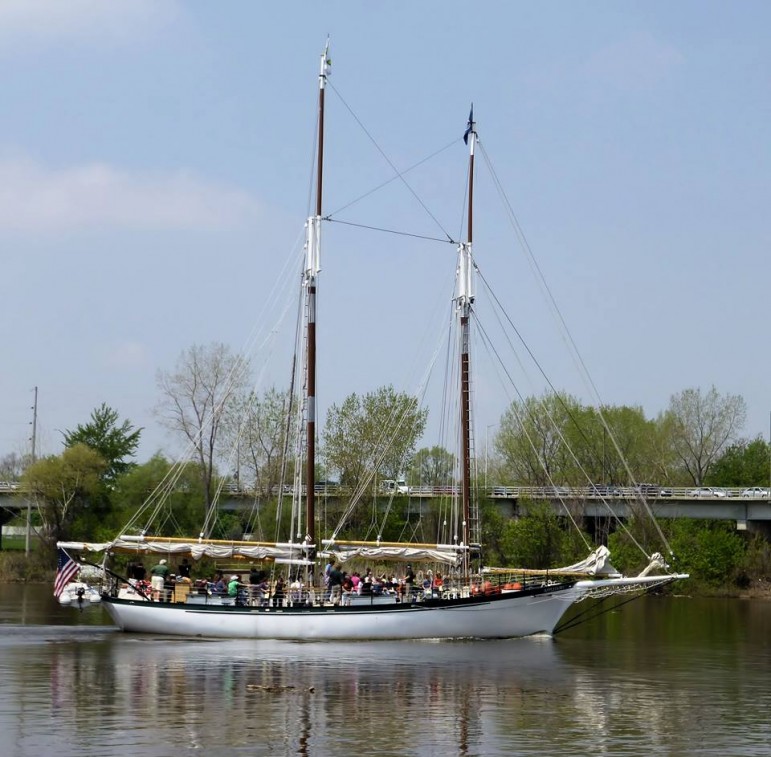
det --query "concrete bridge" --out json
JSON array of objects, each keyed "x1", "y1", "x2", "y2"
[
  {"x1": 218, "y1": 484, "x2": 771, "y2": 534},
  {"x1": 4, "y1": 484, "x2": 771, "y2": 549},
  {"x1": 487, "y1": 491, "x2": 771, "y2": 536}
]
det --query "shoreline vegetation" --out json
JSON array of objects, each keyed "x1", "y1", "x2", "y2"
[
  {"x1": 4, "y1": 392, "x2": 771, "y2": 609},
  {"x1": 3, "y1": 550, "x2": 770, "y2": 600},
  {"x1": 3, "y1": 490, "x2": 771, "y2": 598}
]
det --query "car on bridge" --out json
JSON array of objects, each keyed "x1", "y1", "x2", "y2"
[
  {"x1": 688, "y1": 487, "x2": 727, "y2": 498},
  {"x1": 588, "y1": 484, "x2": 621, "y2": 496},
  {"x1": 741, "y1": 487, "x2": 769, "y2": 498}
]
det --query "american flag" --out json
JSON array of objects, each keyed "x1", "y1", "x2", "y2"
[{"x1": 53, "y1": 549, "x2": 80, "y2": 598}]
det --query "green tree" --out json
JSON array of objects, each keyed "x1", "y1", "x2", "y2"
[
  {"x1": 663, "y1": 386, "x2": 746, "y2": 485},
  {"x1": 63, "y1": 403, "x2": 142, "y2": 484},
  {"x1": 322, "y1": 385, "x2": 427, "y2": 490},
  {"x1": 477, "y1": 499, "x2": 510, "y2": 565},
  {"x1": 21, "y1": 444, "x2": 107, "y2": 549},
  {"x1": 110, "y1": 455, "x2": 207, "y2": 539},
  {"x1": 500, "y1": 500, "x2": 576, "y2": 569},
  {"x1": 496, "y1": 393, "x2": 582, "y2": 485},
  {"x1": 667, "y1": 519, "x2": 745, "y2": 587},
  {"x1": 707, "y1": 437, "x2": 771, "y2": 487},
  {"x1": 563, "y1": 404, "x2": 662, "y2": 485},
  {"x1": 408, "y1": 446, "x2": 454, "y2": 487}
]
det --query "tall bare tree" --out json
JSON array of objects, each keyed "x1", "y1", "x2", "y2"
[
  {"x1": 222, "y1": 387, "x2": 293, "y2": 496},
  {"x1": 0, "y1": 452, "x2": 27, "y2": 481},
  {"x1": 156, "y1": 343, "x2": 250, "y2": 518},
  {"x1": 664, "y1": 386, "x2": 746, "y2": 485}
]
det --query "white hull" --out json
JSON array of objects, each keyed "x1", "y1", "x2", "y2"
[{"x1": 103, "y1": 583, "x2": 589, "y2": 640}]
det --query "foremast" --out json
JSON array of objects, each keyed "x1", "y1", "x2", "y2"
[
  {"x1": 303, "y1": 42, "x2": 330, "y2": 548},
  {"x1": 458, "y1": 107, "x2": 476, "y2": 573}
]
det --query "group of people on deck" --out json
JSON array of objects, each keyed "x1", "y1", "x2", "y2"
[
  {"x1": 133, "y1": 557, "x2": 446, "y2": 606},
  {"x1": 126, "y1": 557, "x2": 194, "y2": 601},
  {"x1": 324, "y1": 560, "x2": 445, "y2": 605}
]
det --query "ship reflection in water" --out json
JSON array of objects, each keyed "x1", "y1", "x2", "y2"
[{"x1": 40, "y1": 636, "x2": 568, "y2": 755}]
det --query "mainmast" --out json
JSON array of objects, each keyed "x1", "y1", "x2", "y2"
[
  {"x1": 303, "y1": 42, "x2": 330, "y2": 546},
  {"x1": 458, "y1": 107, "x2": 476, "y2": 569}
]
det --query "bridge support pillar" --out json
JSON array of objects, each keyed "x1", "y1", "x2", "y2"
[{"x1": 743, "y1": 520, "x2": 771, "y2": 539}]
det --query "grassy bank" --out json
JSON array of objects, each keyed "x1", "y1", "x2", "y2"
[{"x1": 0, "y1": 550, "x2": 52, "y2": 582}]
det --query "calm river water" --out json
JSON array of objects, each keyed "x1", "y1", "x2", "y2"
[{"x1": 0, "y1": 584, "x2": 769, "y2": 756}]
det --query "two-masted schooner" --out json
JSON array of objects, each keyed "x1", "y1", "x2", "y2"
[{"x1": 58, "y1": 44, "x2": 687, "y2": 640}]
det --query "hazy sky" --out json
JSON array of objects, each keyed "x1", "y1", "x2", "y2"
[{"x1": 1, "y1": 1, "x2": 769, "y2": 466}]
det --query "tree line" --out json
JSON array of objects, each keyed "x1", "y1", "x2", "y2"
[{"x1": 3, "y1": 342, "x2": 768, "y2": 591}]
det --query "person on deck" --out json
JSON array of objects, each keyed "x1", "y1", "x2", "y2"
[
  {"x1": 360, "y1": 569, "x2": 373, "y2": 595},
  {"x1": 405, "y1": 564, "x2": 416, "y2": 600},
  {"x1": 150, "y1": 559, "x2": 169, "y2": 601},
  {"x1": 327, "y1": 563, "x2": 343, "y2": 605},
  {"x1": 272, "y1": 575, "x2": 286, "y2": 607},
  {"x1": 257, "y1": 578, "x2": 270, "y2": 605},
  {"x1": 177, "y1": 558, "x2": 192, "y2": 579},
  {"x1": 323, "y1": 558, "x2": 334, "y2": 601},
  {"x1": 341, "y1": 573, "x2": 354, "y2": 605},
  {"x1": 249, "y1": 566, "x2": 263, "y2": 605},
  {"x1": 211, "y1": 572, "x2": 227, "y2": 595}
]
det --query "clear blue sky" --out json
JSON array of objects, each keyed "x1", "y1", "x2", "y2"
[{"x1": 1, "y1": 1, "x2": 769, "y2": 463}]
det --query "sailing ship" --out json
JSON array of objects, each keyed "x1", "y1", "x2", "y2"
[{"x1": 58, "y1": 45, "x2": 687, "y2": 639}]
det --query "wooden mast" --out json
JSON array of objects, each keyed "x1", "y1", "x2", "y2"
[
  {"x1": 304, "y1": 42, "x2": 330, "y2": 546},
  {"x1": 459, "y1": 107, "x2": 475, "y2": 571}
]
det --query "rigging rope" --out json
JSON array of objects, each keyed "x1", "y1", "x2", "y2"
[
  {"x1": 477, "y1": 140, "x2": 673, "y2": 557},
  {"x1": 325, "y1": 217, "x2": 455, "y2": 245},
  {"x1": 474, "y1": 265, "x2": 653, "y2": 558},
  {"x1": 327, "y1": 82, "x2": 455, "y2": 244},
  {"x1": 553, "y1": 580, "x2": 675, "y2": 635}
]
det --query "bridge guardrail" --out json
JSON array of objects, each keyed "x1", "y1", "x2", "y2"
[{"x1": 2, "y1": 481, "x2": 764, "y2": 501}]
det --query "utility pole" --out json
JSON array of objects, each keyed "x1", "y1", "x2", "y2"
[{"x1": 25, "y1": 386, "x2": 38, "y2": 556}]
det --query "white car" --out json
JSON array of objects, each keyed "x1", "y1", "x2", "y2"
[
  {"x1": 688, "y1": 487, "x2": 726, "y2": 498},
  {"x1": 741, "y1": 487, "x2": 769, "y2": 498}
]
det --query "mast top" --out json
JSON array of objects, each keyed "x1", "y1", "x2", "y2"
[
  {"x1": 463, "y1": 104, "x2": 476, "y2": 150},
  {"x1": 319, "y1": 39, "x2": 331, "y2": 88},
  {"x1": 458, "y1": 104, "x2": 476, "y2": 306}
]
